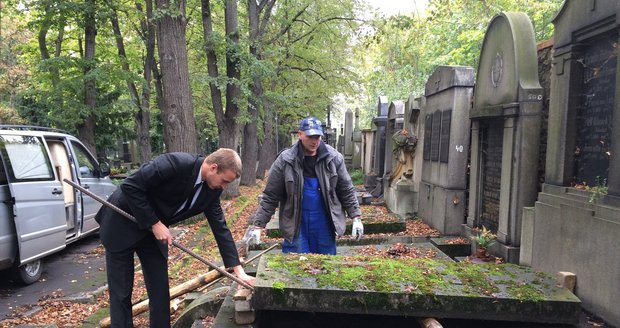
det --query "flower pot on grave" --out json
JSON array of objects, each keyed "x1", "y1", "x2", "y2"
[{"x1": 475, "y1": 246, "x2": 487, "y2": 259}]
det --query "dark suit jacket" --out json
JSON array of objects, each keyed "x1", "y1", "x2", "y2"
[{"x1": 95, "y1": 152, "x2": 240, "y2": 268}]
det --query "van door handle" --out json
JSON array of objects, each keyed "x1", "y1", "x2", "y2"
[
  {"x1": 52, "y1": 188, "x2": 63, "y2": 195},
  {"x1": 83, "y1": 184, "x2": 90, "y2": 189}
]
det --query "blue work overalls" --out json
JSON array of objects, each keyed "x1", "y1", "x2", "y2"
[{"x1": 282, "y1": 176, "x2": 336, "y2": 254}]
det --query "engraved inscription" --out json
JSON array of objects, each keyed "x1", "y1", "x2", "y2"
[
  {"x1": 574, "y1": 33, "x2": 616, "y2": 185},
  {"x1": 439, "y1": 110, "x2": 452, "y2": 163},
  {"x1": 480, "y1": 120, "x2": 503, "y2": 233},
  {"x1": 423, "y1": 114, "x2": 432, "y2": 160},
  {"x1": 430, "y1": 110, "x2": 441, "y2": 161}
]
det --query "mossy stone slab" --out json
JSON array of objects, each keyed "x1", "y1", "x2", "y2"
[{"x1": 253, "y1": 253, "x2": 581, "y2": 324}]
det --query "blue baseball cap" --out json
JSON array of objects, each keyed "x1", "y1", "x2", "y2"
[{"x1": 299, "y1": 117, "x2": 324, "y2": 136}]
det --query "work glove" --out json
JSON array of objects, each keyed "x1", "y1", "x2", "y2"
[
  {"x1": 242, "y1": 226, "x2": 262, "y2": 246},
  {"x1": 352, "y1": 217, "x2": 364, "y2": 240}
]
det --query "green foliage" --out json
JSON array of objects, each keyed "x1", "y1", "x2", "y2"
[
  {"x1": 470, "y1": 226, "x2": 497, "y2": 249},
  {"x1": 349, "y1": 168, "x2": 364, "y2": 186},
  {"x1": 2, "y1": 0, "x2": 564, "y2": 158},
  {"x1": 352, "y1": 0, "x2": 564, "y2": 129},
  {"x1": 587, "y1": 176, "x2": 608, "y2": 203}
]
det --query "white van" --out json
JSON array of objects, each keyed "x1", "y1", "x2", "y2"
[{"x1": 0, "y1": 125, "x2": 117, "y2": 284}]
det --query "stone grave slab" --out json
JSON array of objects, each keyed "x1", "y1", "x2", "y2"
[
  {"x1": 253, "y1": 252, "x2": 581, "y2": 324},
  {"x1": 249, "y1": 236, "x2": 433, "y2": 253},
  {"x1": 337, "y1": 241, "x2": 451, "y2": 260},
  {"x1": 265, "y1": 211, "x2": 405, "y2": 238}
]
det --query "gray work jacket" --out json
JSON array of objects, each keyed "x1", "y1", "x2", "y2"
[{"x1": 252, "y1": 141, "x2": 361, "y2": 242}]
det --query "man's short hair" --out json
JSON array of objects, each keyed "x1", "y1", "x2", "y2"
[{"x1": 205, "y1": 148, "x2": 242, "y2": 178}]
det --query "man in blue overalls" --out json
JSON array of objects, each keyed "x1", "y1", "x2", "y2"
[{"x1": 248, "y1": 117, "x2": 363, "y2": 254}]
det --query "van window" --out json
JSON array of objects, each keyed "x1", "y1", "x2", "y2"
[
  {"x1": 71, "y1": 141, "x2": 98, "y2": 178},
  {"x1": 0, "y1": 135, "x2": 54, "y2": 182}
]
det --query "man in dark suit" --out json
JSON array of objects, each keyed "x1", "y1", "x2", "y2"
[{"x1": 95, "y1": 148, "x2": 254, "y2": 328}]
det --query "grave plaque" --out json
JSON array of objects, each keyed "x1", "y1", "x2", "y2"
[
  {"x1": 574, "y1": 33, "x2": 615, "y2": 186},
  {"x1": 430, "y1": 110, "x2": 441, "y2": 161},
  {"x1": 480, "y1": 120, "x2": 503, "y2": 232},
  {"x1": 440, "y1": 109, "x2": 452, "y2": 163},
  {"x1": 423, "y1": 114, "x2": 432, "y2": 160}
]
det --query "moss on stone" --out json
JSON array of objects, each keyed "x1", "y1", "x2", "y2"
[
  {"x1": 506, "y1": 283, "x2": 545, "y2": 301},
  {"x1": 265, "y1": 253, "x2": 557, "y2": 302}
]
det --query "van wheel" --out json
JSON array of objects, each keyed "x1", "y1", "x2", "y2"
[{"x1": 11, "y1": 260, "x2": 43, "y2": 285}]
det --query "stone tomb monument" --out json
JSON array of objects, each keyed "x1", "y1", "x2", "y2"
[
  {"x1": 383, "y1": 100, "x2": 417, "y2": 217},
  {"x1": 467, "y1": 12, "x2": 543, "y2": 264},
  {"x1": 418, "y1": 66, "x2": 474, "y2": 235},
  {"x1": 521, "y1": 1, "x2": 620, "y2": 326},
  {"x1": 367, "y1": 96, "x2": 389, "y2": 197}
]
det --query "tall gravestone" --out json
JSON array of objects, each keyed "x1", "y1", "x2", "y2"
[
  {"x1": 410, "y1": 95, "x2": 425, "y2": 195},
  {"x1": 337, "y1": 124, "x2": 344, "y2": 154},
  {"x1": 520, "y1": 1, "x2": 620, "y2": 326},
  {"x1": 368, "y1": 96, "x2": 389, "y2": 197},
  {"x1": 361, "y1": 128, "x2": 374, "y2": 175},
  {"x1": 344, "y1": 109, "x2": 354, "y2": 169},
  {"x1": 467, "y1": 12, "x2": 543, "y2": 263},
  {"x1": 418, "y1": 66, "x2": 474, "y2": 235},
  {"x1": 352, "y1": 109, "x2": 362, "y2": 170}
]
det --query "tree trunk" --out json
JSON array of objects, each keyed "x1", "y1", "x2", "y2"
[
  {"x1": 154, "y1": 0, "x2": 197, "y2": 153},
  {"x1": 109, "y1": 1, "x2": 152, "y2": 164},
  {"x1": 136, "y1": 0, "x2": 156, "y2": 163},
  {"x1": 257, "y1": 100, "x2": 276, "y2": 179},
  {"x1": 79, "y1": 0, "x2": 97, "y2": 156},
  {"x1": 37, "y1": 2, "x2": 64, "y2": 111},
  {"x1": 241, "y1": 0, "x2": 276, "y2": 184},
  {"x1": 220, "y1": 0, "x2": 242, "y2": 152},
  {"x1": 219, "y1": 0, "x2": 242, "y2": 196},
  {"x1": 257, "y1": 78, "x2": 278, "y2": 179},
  {"x1": 201, "y1": 0, "x2": 225, "y2": 143},
  {"x1": 240, "y1": 0, "x2": 261, "y2": 186}
]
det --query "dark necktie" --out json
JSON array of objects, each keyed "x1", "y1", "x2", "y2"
[{"x1": 181, "y1": 183, "x2": 202, "y2": 213}]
